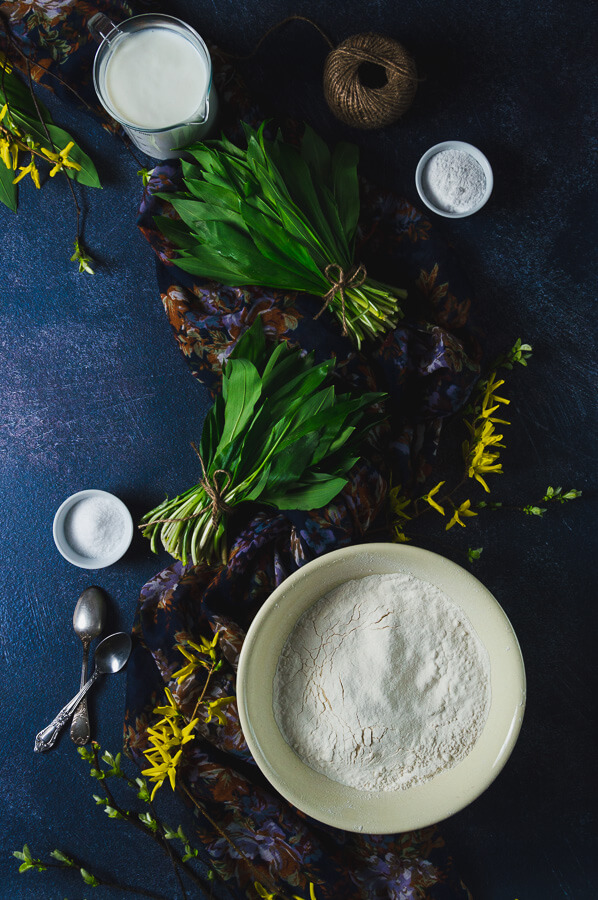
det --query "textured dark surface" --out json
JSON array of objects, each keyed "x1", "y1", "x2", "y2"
[{"x1": 0, "y1": 1, "x2": 596, "y2": 898}]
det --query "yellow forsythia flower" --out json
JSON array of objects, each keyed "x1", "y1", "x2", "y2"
[
  {"x1": 422, "y1": 481, "x2": 446, "y2": 515},
  {"x1": 389, "y1": 484, "x2": 412, "y2": 520},
  {"x1": 0, "y1": 136, "x2": 12, "y2": 169},
  {"x1": 41, "y1": 140, "x2": 81, "y2": 176},
  {"x1": 12, "y1": 156, "x2": 40, "y2": 188},
  {"x1": 445, "y1": 499, "x2": 478, "y2": 530},
  {"x1": 393, "y1": 525, "x2": 411, "y2": 543},
  {"x1": 462, "y1": 371, "x2": 511, "y2": 492},
  {"x1": 255, "y1": 881, "x2": 318, "y2": 900},
  {"x1": 141, "y1": 688, "x2": 199, "y2": 799},
  {"x1": 254, "y1": 884, "x2": 277, "y2": 900},
  {"x1": 172, "y1": 631, "x2": 220, "y2": 683},
  {"x1": 204, "y1": 696, "x2": 234, "y2": 726}
]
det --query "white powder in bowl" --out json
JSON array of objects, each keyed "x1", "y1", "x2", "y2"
[
  {"x1": 273, "y1": 572, "x2": 491, "y2": 792},
  {"x1": 422, "y1": 148, "x2": 487, "y2": 213},
  {"x1": 64, "y1": 496, "x2": 126, "y2": 559}
]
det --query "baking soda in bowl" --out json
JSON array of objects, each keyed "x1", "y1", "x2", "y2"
[
  {"x1": 53, "y1": 489, "x2": 134, "y2": 569},
  {"x1": 64, "y1": 496, "x2": 127, "y2": 559},
  {"x1": 273, "y1": 572, "x2": 491, "y2": 792},
  {"x1": 422, "y1": 148, "x2": 487, "y2": 214}
]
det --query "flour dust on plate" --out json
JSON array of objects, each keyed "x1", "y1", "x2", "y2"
[
  {"x1": 273, "y1": 572, "x2": 491, "y2": 792},
  {"x1": 237, "y1": 542, "x2": 525, "y2": 833}
]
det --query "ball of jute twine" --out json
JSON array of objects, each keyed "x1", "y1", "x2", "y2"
[
  {"x1": 323, "y1": 32, "x2": 417, "y2": 129},
  {"x1": 222, "y1": 18, "x2": 417, "y2": 131}
]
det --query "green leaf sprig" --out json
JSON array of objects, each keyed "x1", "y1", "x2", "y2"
[
  {"x1": 140, "y1": 317, "x2": 384, "y2": 566},
  {"x1": 388, "y1": 340, "x2": 582, "y2": 558},
  {"x1": 155, "y1": 121, "x2": 407, "y2": 348},
  {"x1": 0, "y1": 51, "x2": 100, "y2": 270},
  {"x1": 13, "y1": 741, "x2": 217, "y2": 900}
]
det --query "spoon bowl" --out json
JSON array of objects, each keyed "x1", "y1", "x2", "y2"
[
  {"x1": 71, "y1": 587, "x2": 107, "y2": 745},
  {"x1": 95, "y1": 632, "x2": 132, "y2": 673},
  {"x1": 73, "y1": 586, "x2": 107, "y2": 639}
]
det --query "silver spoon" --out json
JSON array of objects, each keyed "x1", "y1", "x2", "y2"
[
  {"x1": 34, "y1": 632, "x2": 132, "y2": 753},
  {"x1": 70, "y1": 587, "x2": 107, "y2": 746}
]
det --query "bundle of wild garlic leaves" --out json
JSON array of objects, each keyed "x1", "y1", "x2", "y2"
[
  {"x1": 155, "y1": 122, "x2": 406, "y2": 348},
  {"x1": 140, "y1": 319, "x2": 384, "y2": 566}
]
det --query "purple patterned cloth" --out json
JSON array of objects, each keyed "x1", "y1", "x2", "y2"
[
  {"x1": 2, "y1": 6, "x2": 479, "y2": 895},
  {"x1": 124, "y1": 66, "x2": 481, "y2": 896}
]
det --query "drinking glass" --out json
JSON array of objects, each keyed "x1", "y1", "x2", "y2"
[{"x1": 89, "y1": 13, "x2": 218, "y2": 159}]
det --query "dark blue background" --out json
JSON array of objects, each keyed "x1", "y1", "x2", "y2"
[{"x1": 1, "y1": 1, "x2": 596, "y2": 898}]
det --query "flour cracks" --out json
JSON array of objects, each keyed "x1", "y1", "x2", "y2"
[{"x1": 273, "y1": 573, "x2": 491, "y2": 791}]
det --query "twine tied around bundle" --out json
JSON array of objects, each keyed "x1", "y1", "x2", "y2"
[
  {"x1": 194, "y1": 445, "x2": 234, "y2": 527},
  {"x1": 139, "y1": 446, "x2": 233, "y2": 529},
  {"x1": 315, "y1": 263, "x2": 367, "y2": 335}
]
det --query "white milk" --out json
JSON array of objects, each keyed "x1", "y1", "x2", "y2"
[{"x1": 104, "y1": 27, "x2": 208, "y2": 129}]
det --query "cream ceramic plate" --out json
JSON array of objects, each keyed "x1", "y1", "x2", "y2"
[{"x1": 237, "y1": 543, "x2": 525, "y2": 833}]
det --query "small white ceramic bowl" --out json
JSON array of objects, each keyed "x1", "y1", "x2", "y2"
[
  {"x1": 415, "y1": 140, "x2": 493, "y2": 218},
  {"x1": 53, "y1": 489, "x2": 134, "y2": 569},
  {"x1": 237, "y1": 543, "x2": 525, "y2": 834}
]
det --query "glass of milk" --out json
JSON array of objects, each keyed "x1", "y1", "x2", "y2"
[{"x1": 89, "y1": 13, "x2": 218, "y2": 159}]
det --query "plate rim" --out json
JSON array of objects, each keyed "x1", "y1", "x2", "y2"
[{"x1": 237, "y1": 542, "x2": 526, "y2": 833}]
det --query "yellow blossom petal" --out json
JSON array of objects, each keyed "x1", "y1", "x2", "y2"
[
  {"x1": 389, "y1": 485, "x2": 412, "y2": 520},
  {"x1": 173, "y1": 661, "x2": 196, "y2": 684},
  {"x1": 167, "y1": 749, "x2": 182, "y2": 790},
  {"x1": 473, "y1": 472, "x2": 491, "y2": 492},
  {"x1": 41, "y1": 147, "x2": 60, "y2": 162},
  {"x1": 0, "y1": 138, "x2": 11, "y2": 169},
  {"x1": 141, "y1": 759, "x2": 170, "y2": 780},
  {"x1": 422, "y1": 481, "x2": 445, "y2": 515},
  {"x1": 150, "y1": 778, "x2": 164, "y2": 801},
  {"x1": 445, "y1": 500, "x2": 478, "y2": 531},
  {"x1": 204, "y1": 696, "x2": 234, "y2": 726},
  {"x1": 254, "y1": 883, "x2": 277, "y2": 900},
  {"x1": 393, "y1": 525, "x2": 411, "y2": 543},
  {"x1": 12, "y1": 163, "x2": 31, "y2": 184}
]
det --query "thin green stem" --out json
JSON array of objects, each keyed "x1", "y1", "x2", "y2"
[
  {"x1": 16, "y1": 857, "x2": 168, "y2": 898},
  {"x1": 89, "y1": 746, "x2": 209, "y2": 894},
  {"x1": 22, "y1": 57, "x2": 81, "y2": 238}
]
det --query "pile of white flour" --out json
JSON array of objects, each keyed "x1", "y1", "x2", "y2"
[
  {"x1": 273, "y1": 572, "x2": 491, "y2": 791},
  {"x1": 422, "y1": 148, "x2": 487, "y2": 213}
]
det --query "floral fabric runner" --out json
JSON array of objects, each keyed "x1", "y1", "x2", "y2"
[
  {"x1": 129, "y1": 58, "x2": 480, "y2": 896},
  {"x1": 3, "y1": 4, "x2": 480, "y2": 897}
]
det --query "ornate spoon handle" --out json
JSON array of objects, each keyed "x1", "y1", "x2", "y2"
[
  {"x1": 70, "y1": 639, "x2": 91, "y2": 745},
  {"x1": 34, "y1": 670, "x2": 100, "y2": 753}
]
